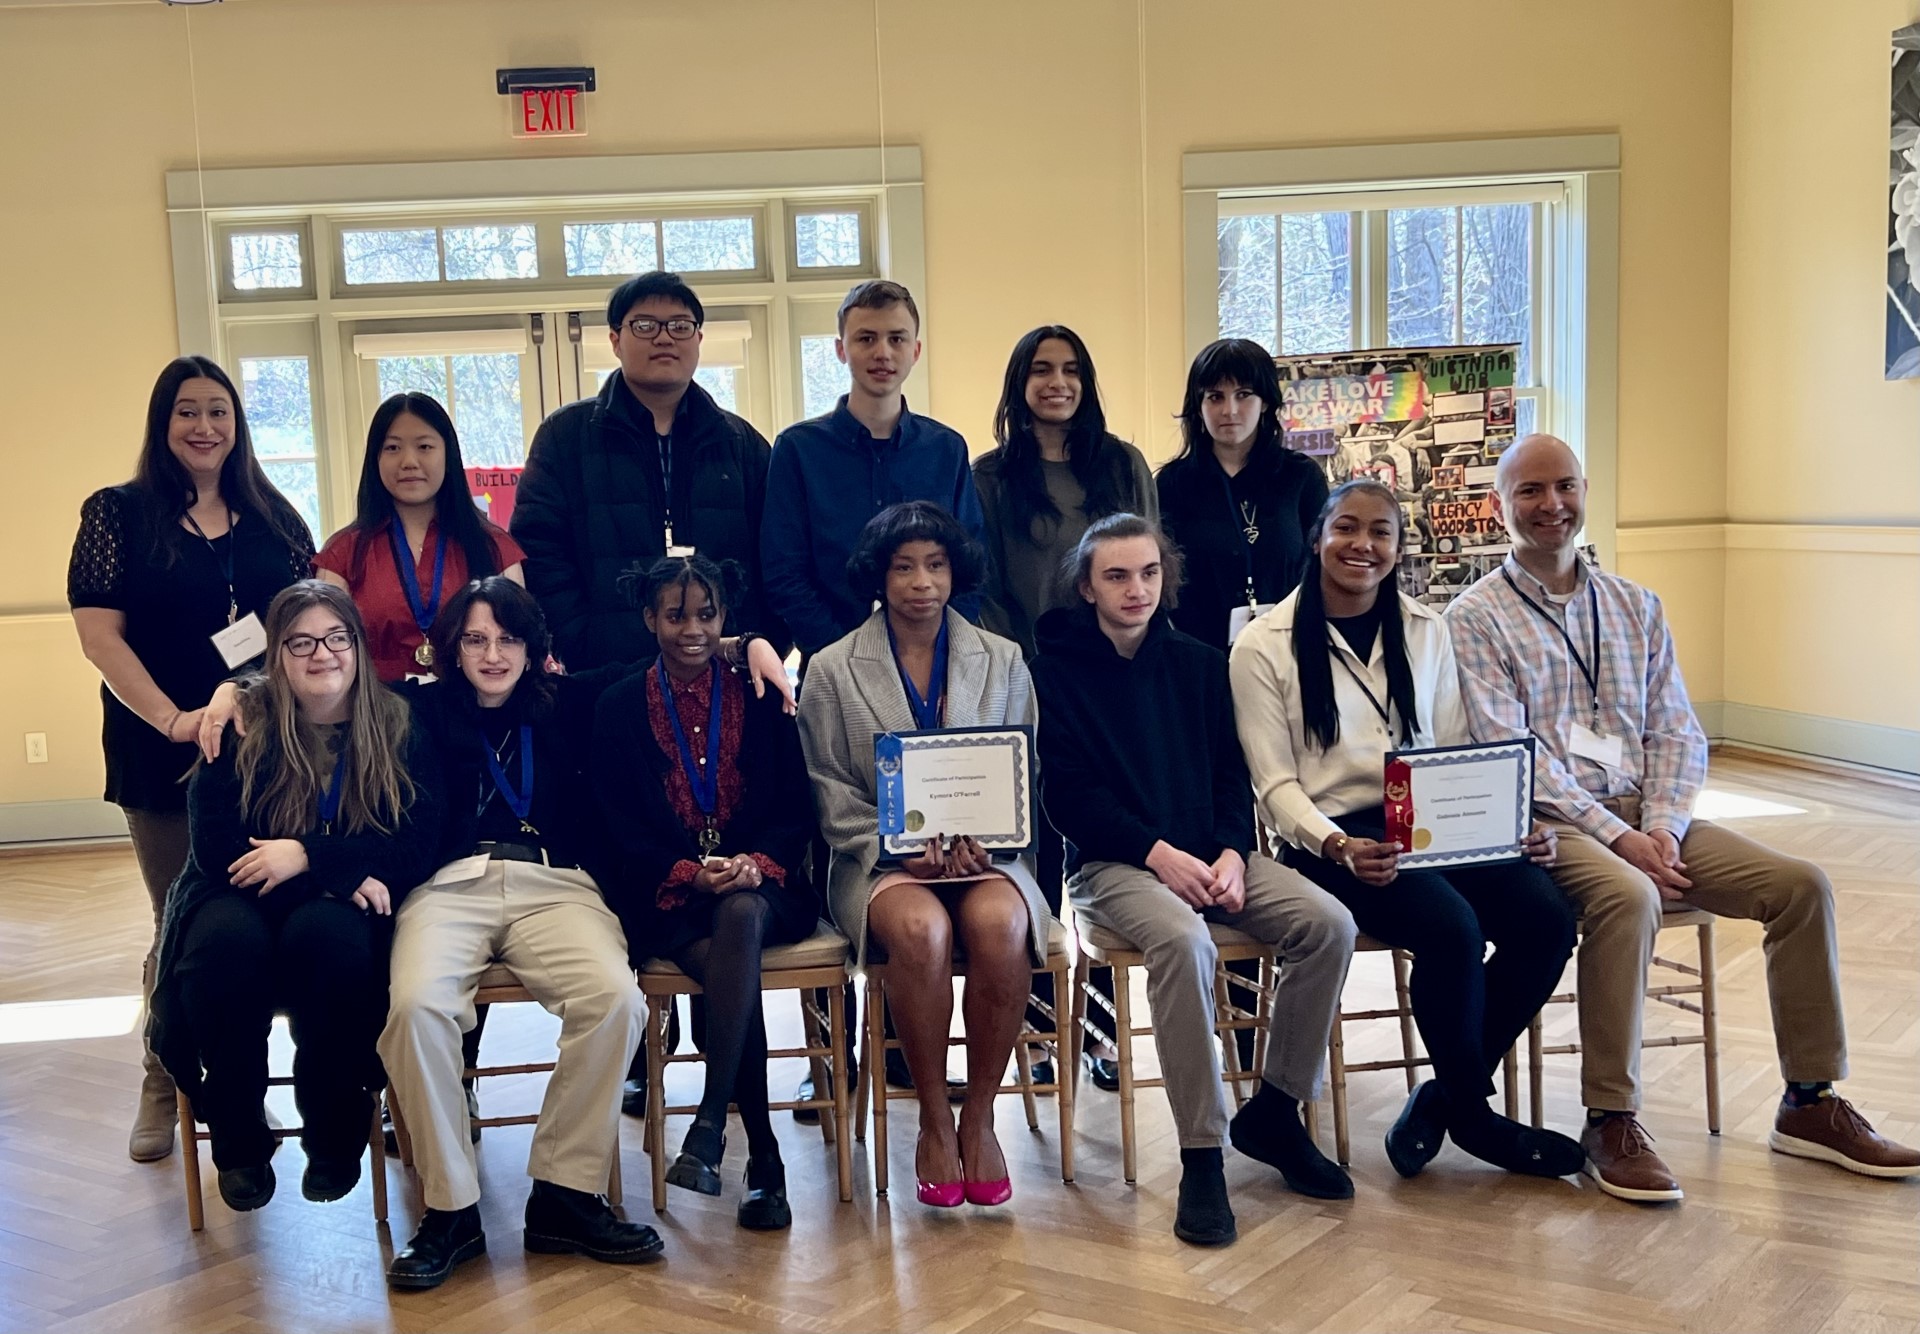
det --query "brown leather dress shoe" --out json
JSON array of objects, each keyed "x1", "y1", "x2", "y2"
[
  {"x1": 1770, "y1": 1093, "x2": 1920, "y2": 1178},
  {"x1": 1581, "y1": 1113, "x2": 1683, "y2": 1202}
]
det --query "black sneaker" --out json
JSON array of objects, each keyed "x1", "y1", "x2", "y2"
[
  {"x1": 216, "y1": 1160, "x2": 276, "y2": 1212},
  {"x1": 388, "y1": 1205, "x2": 486, "y2": 1291},
  {"x1": 1229, "y1": 1089, "x2": 1354, "y2": 1200},
  {"x1": 1172, "y1": 1155, "x2": 1236, "y2": 1246},
  {"x1": 1384, "y1": 1081, "x2": 1448, "y2": 1179},
  {"x1": 301, "y1": 1151, "x2": 362, "y2": 1203},
  {"x1": 523, "y1": 1180, "x2": 664, "y2": 1264},
  {"x1": 737, "y1": 1154, "x2": 791, "y2": 1231}
]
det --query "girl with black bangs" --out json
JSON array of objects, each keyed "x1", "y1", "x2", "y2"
[
  {"x1": 591, "y1": 554, "x2": 818, "y2": 1230},
  {"x1": 1228, "y1": 480, "x2": 1585, "y2": 1183},
  {"x1": 1156, "y1": 338, "x2": 1329, "y2": 650}
]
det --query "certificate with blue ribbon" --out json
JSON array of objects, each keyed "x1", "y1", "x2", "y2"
[{"x1": 875, "y1": 726, "x2": 1035, "y2": 857}]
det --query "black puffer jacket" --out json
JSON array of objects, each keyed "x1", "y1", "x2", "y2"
[{"x1": 512, "y1": 374, "x2": 784, "y2": 668}]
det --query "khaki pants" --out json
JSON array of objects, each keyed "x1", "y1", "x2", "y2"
[
  {"x1": 378, "y1": 859, "x2": 643, "y2": 1211},
  {"x1": 1548, "y1": 796, "x2": 1846, "y2": 1111}
]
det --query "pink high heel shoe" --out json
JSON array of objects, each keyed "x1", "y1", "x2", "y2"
[
  {"x1": 916, "y1": 1178, "x2": 966, "y2": 1208},
  {"x1": 963, "y1": 1176, "x2": 1012, "y2": 1207}
]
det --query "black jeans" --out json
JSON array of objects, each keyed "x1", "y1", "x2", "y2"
[
  {"x1": 1288, "y1": 808, "x2": 1576, "y2": 1107},
  {"x1": 174, "y1": 893, "x2": 385, "y2": 1169}
]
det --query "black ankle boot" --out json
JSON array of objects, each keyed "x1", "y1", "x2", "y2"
[
  {"x1": 523, "y1": 1179, "x2": 664, "y2": 1264},
  {"x1": 666, "y1": 1118, "x2": 725, "y2": 1196},
  {"x1": 1228, "y1": 1083, "x2": 1354, "y2": 1200},
  {"x1": 388, "y1": 1204, "x2": 486, "y2": 1290},
  {"x1": 1449, "y1": 1104, "x2": 1585, "y2": 1178},
  {"x1": 1173, "y1": 1148, "x2": 1236, "y2": 1246},
  {"x1": 1384, "y1": 1081, "x2": 1449, "y2": 1179},
  {"x1": 217, "y1": 1160, "x2": 276, "y2": 1212},
  {"x1": 301, "y1": 1150, "x2": 362, "y2": 1203},
  {"x1": 738, "y1": 1153, "x2": 791, "y2": 1231}
]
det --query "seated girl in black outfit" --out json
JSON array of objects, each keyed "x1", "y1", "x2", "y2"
[
  {"x1": 592, "y1": 555, "x2": 818, "y2": 1231},
  {"x1": 150, "y1": 580, "x2": 441, "y2": 1213}
]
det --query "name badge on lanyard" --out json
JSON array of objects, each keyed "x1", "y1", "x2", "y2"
[
  {"x1": 660, "y1": 434, "x2": 695, "y2": 557},
  {"x1": 1502, "y1": 570, "x2": 1620, "y2": 766},
  {"x1": 188, "y1": 510, "x2": 266, "y2": 668}
]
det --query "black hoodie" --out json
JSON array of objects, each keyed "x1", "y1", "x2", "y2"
[{"x1": 1032, "y1": 603, "x2": 1254, "y2": 876}]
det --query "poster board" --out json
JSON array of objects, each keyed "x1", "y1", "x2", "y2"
[
  {"x1": 1276, "y1": 345, "x2": 1520, "y2": 607},
  {"x1": 466, "y1": 465, "x2": 524, "y2": 528}
]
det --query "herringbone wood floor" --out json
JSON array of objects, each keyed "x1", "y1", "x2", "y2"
[{"x1": 1, "y1": 750, "x2": 1915, "y2": 1333}]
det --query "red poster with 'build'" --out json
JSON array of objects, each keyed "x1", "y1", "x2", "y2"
[{"x1": 466, "y1": 466, "x2": 523, "y2": 528}]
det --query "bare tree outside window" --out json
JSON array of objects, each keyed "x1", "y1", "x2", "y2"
[
  {"x1": 230, "y1": 233, "x2": 303, "y2": 291},
  {"x1": 443, "y1": 225, "x2": 539, "y2": 281},
  {"x1": 1461, "y1": 204, "x2": 1532, "y2": 382},
  {"x1": 341, "y1": 228, "x2": 439, "y2": 285},
  {"x1": 565, "y1": 221, "x2": 659, "y2": 277},
  {"x1": 373, "y1": 354, "x2": 524, "y2": 468},
  {"x1": 794, "y1": 212, "x2": 862, "y2": 268},
  {"x1": 693, "y1": 366, "x2": 739, "y2": 413},
  {"x1": 240, "y1": 356, "x2": 321, "y2": 539},
  {"x1": 800, "y1": 336, "x2": 850, "y2": 418},
  {"x1": 661, "y1": 217, "x2": 756, "y2": 272},
  {"x1": 1279, "y1": 212, "x2": 1352, "y2": 354},
  {"x1": 1217, "y1": 215, "x2": 1277, "y2": 349},
  {"x1": 1387, "y1": 207, "x2": 1459, "y2": 349}
]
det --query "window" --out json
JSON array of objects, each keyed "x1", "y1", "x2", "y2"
[
  {"x1": 661, "y1": 216, "x2": 758, "y2": 273},
  {"x1": 442, "y1": 224, "x2": 539, "y2": 281},
  {"x1": 340, "y1": 227, "x2": 440, "y2": 285},
  {"x1": 367, "y1": 349, "x2": 527, "y2": 468},
  {"x1": 564, "y1": 220, "x2": 659, "y2": 277},
  {"x1": 792, "y1": 206, "x2": 868, "y2": 270},
  {"x1": 799, "y1": 336, "x2": 849, "y2": 418},
  {"x1": 239, "y1": 356, "x2": 321, "y2": 540},
  {"x1": 1216, "y1": 190, "x2": 1550, "y2": 438},
  {"x1": 229, "y1": 231, "x2": 304, "y2": 291},
  {"x1": 340, "y1": 222, "x2": 542, "y2": 286}
]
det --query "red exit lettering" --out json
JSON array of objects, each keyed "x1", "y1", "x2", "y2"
[{"x1": 514, "y1": 88, "x2": 585, "y2": 138}]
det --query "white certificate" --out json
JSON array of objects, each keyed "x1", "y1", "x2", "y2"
[
  {"x1": 1384, "y1": 739, "x2": 1534, "y2": 870},
  {"x1": 875, "y1": 726, "x2": 1034, "y2": 857}
]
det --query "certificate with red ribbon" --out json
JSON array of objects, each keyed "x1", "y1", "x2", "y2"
[{"x1": 1384, "y1": 739, "x2": 1534, "y2": 870}]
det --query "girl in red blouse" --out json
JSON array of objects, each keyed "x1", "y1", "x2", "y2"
[
  {"x1": 591, "y1": 555, "x2": 819, "y2": 1230},
  {"x1": 315, "y1": 393, "x2": 525, "y2": 682}
]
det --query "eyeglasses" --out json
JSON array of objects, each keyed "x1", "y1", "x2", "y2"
[
  {"x1": 623, "y1": 316, "x2": 699, "y2": 341},
  {"x1": 458, "y1": 632, "x2": 527, "y2": 656},
  {"x1": 283, "y1": 630, "x2": 356, "y2": 657}
]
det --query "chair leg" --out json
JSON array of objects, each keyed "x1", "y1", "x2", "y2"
[
  {"x1": 1068, "y1": 954, "x2": 1088, "y2": 1105},
  {"x1": 648, "y1": 994, "x2": 669, "y2": 1214},
  {"x1": 829, "y1": 979, "x2": 853, "y2": 1202},
  {"x1": 1329, "y1": 1006, "x2": 1351, "y2": 1167},
  {"x1": 1113, "y1": 961, "x2": 1138, "y2": 1186},
  {"x1": 1216, "y1": 965, "x2": 1246, "y2": 1108},
  {"x1": 387, "y1": 1085, "x2": 415, "y2": 1168},
  {"x1": 803, "y1": 994, "x2": 835, "y2": 1148},
  {"x1": 1253, "y1": 956, "x2": 1274, "y2": 1076},
  {"x1": 369, "y1": 1103, "x2": 388, "y2": 1224},
  {"x1": 1390, "y1": 949, "x2": 1418, "y2": 1093},
  {"x1": 178, "y1": 1092, "x2": 204, "y2": 1233},
  {"x1": 1528, "y1": 1013, "x2": 1545, "y2": 1129},
  {"x1": 1502, "y1": 1046, "x2": 1519, "y2": 1121},
  {"x1": 1698, "y1": 922, "x2": 1722, "y2": 1135},
  {"x1": 1052, "y1": 958, "x2": 1074, "y2": 1184},
  {"x1": 867, "y1": 974, "x2": 889, "y2": 1197},
  {"x1": 1012, "y1": 1034, "x2": 1040, "y2": 1132}
]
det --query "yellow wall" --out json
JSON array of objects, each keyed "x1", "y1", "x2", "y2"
[
  {"x1": 0, "y1": 0, "x2": 1742, "y2": 808},
  {"x1": 1725, "y1": 0, "x2": 1920, "y2": 739}
]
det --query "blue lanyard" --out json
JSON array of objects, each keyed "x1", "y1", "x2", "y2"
[
  {"x1": 317, "y1": 746, "x2": 346, "y2": 830},
  {"x1": 886, "y1": 614, "x2": 949, "y2": 730},
  {"x1": 387, "y1": 515, "x2": 448, "y2": 634},
  {"x1": 481, "y1": 724, "x2": 536, "y2": 824},
  {"x1": 657, "y1": 657, "x2": 723, "y2": 815}
]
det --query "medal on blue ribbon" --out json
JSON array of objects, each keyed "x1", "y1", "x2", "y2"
[
  {"x1": 659, "y1": 658, "x2": 724, "y2": 856},
  {"x1": 388, "y1": 514, "x2": 448, "y2": 668},
  {"x1": 482, "y1": 724, "x2": 537, "y2": 835}
]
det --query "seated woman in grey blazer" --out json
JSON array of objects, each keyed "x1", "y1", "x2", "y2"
[{"x1": 796, "y1": 501, "x2": 1048, "y2": 1211}]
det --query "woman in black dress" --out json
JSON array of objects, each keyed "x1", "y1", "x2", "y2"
[
  {"x1": 68, "y1": 355, "x2": 314, "y2": 1162},
  {"x1": 150, "y1": 581, "x2": 441, "y2": 1212},
  {"x1": 593, "y1": 555, "x2": 817, "y2": 1230},
  {"x1": 1156, "y1": 338, "x2": 1329, "y2": 651}
]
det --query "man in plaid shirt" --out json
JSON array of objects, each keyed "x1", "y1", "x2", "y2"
[{"x1": 1445, "y1": 434, "x2": 1917, "y2": 1202}]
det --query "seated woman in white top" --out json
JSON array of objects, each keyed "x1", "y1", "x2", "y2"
[{"x1": 1229, "y1": 479, "x2": 1584, "y2": 1180}]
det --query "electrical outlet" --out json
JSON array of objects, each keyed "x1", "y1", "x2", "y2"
[{"x1": 25, "y1": 733, "x2": 48, "y2": 764}]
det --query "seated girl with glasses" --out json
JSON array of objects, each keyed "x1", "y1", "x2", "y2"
[
  {"x1": 589, "y1": 554, "x2": 820, "y2": 1231},
  {"x1": 148, "y1": 580, "x2": 443, "y2": 1217}
]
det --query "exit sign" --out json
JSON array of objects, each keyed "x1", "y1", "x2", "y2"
[
  {"x1": 497, "y1": 67, "x2": 595, "y2": 140},
  {"x1": 514, "y1": 87, "x2": 585, "y2": 138}
]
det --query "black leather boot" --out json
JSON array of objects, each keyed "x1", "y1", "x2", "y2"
[
  {"x1": 522, "y1": 1180, "x2": 664, "y2": 1264},
  {"x1": 388, "y1": 1204, "x2": 486, "y2": 1290}
]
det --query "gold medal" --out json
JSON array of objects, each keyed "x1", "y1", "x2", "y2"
[
  {"x1": 415, "y1": 641, "x2": 434, "y2": 668},
  {"x1": 699, "y1": 823, "x2": 721, "y2": 858}
]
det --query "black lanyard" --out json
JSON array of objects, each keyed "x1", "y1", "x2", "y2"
[
  {"x1": 1332, "y1": 647, "x2": 1392, "y2": 728},
  {"x1": 185, "y1": 509, "x2": 238, "y2": 625},
  {"x1": 1502, "y1": 570, "x2": 1603, "y2": 721},
  {"x1": 657, "y1": 433, "x2": 676, "y2": 546},
  {"x1": 1214, "y1": 460, "x2": 1259, "y2": 607}
]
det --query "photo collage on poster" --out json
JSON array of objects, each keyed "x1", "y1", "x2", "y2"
[{"x1": 1275, "y1": 345, "x2": 1528, "y2": 607}]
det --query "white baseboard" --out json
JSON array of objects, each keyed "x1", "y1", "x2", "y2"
[
  {"x1": 1701, "y1": 701, "x2": 1920, "y2": 777},
  {"x1": 0, "y1": 799, "x2": 128, "y2": 846}
]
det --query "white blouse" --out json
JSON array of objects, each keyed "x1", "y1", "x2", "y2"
[{"x1": 1228, "y1": 590, "x2": 1470, "y2": 855}]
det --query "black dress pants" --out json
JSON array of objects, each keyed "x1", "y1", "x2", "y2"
[
  {"x1": 1288, "y1": 808, "x2": 1576, "y2": 1107},
  {"x1": 174, "y1": 892, "x2": 385, "y2": 1169}
]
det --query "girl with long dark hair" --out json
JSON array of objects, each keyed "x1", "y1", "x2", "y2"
[
  {"x1": 1228, "y1": 480, "x2": 1584, "y2": 1181},
  {"x1": 315, "y1": 392, "x2": 525, "y2": 682},
  {"x1": 591, "y1": 555, "x2": 819, "y2": 1230},
  {"x1": 148, "y1": 581, "x2": 440, "y2": 1213},
  {"x1": 69, "y1": 355, "x2": 314, "y2": 1163},
  {"x1": 1156, "y1": 338, "x2": 1328, "y2": 650}
]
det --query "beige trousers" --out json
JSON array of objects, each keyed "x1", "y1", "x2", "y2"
[
  {"x1": 378, "y1": 859, "x2": 643, "y2": 1211},
  {"x1": 1548, "y1": 796, "x2": 1846, "y2": 1111}
]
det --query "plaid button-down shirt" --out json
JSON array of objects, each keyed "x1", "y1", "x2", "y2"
[{"x1": 1443, "y1": 554, "x2": 1708, "y2": 844}]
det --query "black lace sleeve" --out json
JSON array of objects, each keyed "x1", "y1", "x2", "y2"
[{"x1": 68, "y1": 488, "x2": 132, "y2": 611}]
